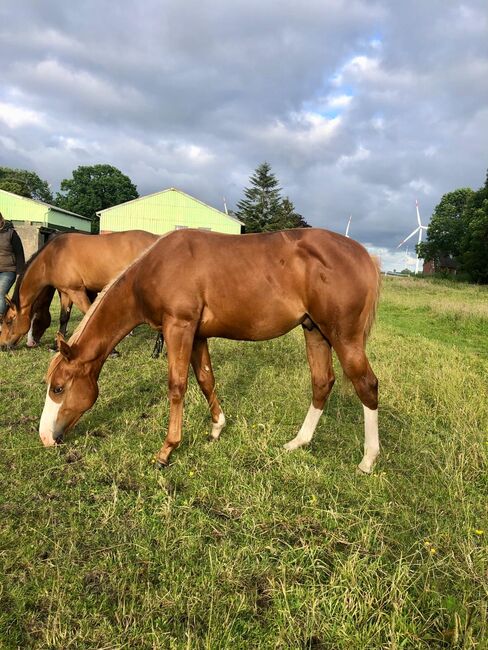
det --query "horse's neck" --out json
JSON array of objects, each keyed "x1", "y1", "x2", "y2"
[
  {"x1": 20, "y1": 256, "x2": 48, "y2": 309},
  {"x1": 76, "y1": 275, "x2": 144, "y2": 369}
]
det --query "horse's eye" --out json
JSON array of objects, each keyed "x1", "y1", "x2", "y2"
[{"x1": 52, "y1": 386, "x2": 64, "y2": 395}]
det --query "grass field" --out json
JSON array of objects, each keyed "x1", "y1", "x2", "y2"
[{"x1": 1, "y1": 277, "x2": 487, "y2": 649}]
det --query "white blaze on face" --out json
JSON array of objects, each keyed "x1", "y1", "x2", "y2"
[{"x1": 39, "y1": 385, "x2": 62, "y2": 447}]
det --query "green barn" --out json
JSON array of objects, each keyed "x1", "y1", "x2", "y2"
[
  {"x1": 0, "y1": 189, "x2": 91, "y2": 260},
  {"x1": 97, "y1": 188, "x2": 242, "y2": 235}
]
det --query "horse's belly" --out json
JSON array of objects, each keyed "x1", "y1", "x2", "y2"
[{"x1": 197, "y1": 302, "x2": 303, "y2": 341}]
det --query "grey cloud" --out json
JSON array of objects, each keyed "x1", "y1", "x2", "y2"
[{"x1": 0, "y1": 0, "x2": 487, "y2": 268}]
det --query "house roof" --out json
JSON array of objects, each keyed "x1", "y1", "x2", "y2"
[
  {"x1": 96, "y1": 187, "x2": 243, "y2": 226},
  {"x1": 0, "y1": 189, "x2": 91, "y2": 220}
]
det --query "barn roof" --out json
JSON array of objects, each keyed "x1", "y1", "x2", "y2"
[
  {"x1": 0, "y1": 189, "x2": 91, "y2": 220},
  {"x1": 96, "y1": 187, "x2": 243, "y2": 226}
]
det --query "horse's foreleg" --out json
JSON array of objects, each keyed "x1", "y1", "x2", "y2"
[
  {"x1": 58, "y1": 292, "x2": 73, "y2": 338},
  {"x1": 155, "y1": 318, "x2": 196, "y2": 467},
  {"x1": 191, "y1": 338, "x2": 225, "y2": 440},
  {"x1": 284, "y1": 326, "x2": 335, "y2": 451},
  {"x1": 28, "y1": 286, "x2": 55, "y2": 346},
  {"x1": 333, "y1": 340, "x2": 379, "y2": 474}
]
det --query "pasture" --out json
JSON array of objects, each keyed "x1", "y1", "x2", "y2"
[{"x1": 0, "y1": 277, "x2": 486, "y2": 648}]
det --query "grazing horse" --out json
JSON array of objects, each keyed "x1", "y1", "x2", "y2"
[
  {"x1": 40, "y1": 228, "x2": 381, "y2": 473},
  {"x1": 0, "y1": 230, "x2": 158, "y2": 348}
]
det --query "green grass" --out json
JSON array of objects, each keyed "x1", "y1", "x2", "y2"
[{"x1": 0, "y1": 277, "x2": 487, "y2": 648}]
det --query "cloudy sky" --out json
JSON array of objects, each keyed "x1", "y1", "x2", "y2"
[{"x1": 1, "y1": 1, "x2": 487, "y2": 270}]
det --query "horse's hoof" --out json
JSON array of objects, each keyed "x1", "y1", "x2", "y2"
[
  {"x1": 283, "y1": 440, "x2": 299, "y2": 451},
  {"x1": 26, "y1": 341, "x2": 37, "y2": 348},
  {"x1": 108, "y1": 350, "x2": 120, "y2": 359},
  {"x1": 356, "y1": 463, "x2": 372, "y2": 475},
  {"x1": 154, "y1": 459, "x2": 168, "y2": 470}
]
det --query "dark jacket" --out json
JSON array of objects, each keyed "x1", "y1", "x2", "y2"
[{"x1": 0, "y1": 221, "x2": 25, "y2": 273}]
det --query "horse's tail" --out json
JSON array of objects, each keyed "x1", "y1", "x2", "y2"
[{"x1": 364, "y1": 254, "x2": 381, "y2": 343}]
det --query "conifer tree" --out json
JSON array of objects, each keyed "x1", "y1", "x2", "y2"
[
  {"x1": 234, "y1": 162, "x2": 283, "y2": 233},
  {"x1": 269, "y1": 197, "x2": 310, "y2": 230}
]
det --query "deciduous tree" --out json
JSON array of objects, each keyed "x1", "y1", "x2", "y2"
[
  {"x1": 56, "y1": 164, "x2": 138, "y2": 233},
  {"x1": 0, "y1": 167, "x2": 53, "y2": 203},
  {"x1": 460, "y1": 173, "x2": 488, "y2": 283},
  {"x1": 417, "y1": 188, "x2": 473, "y2": 265}
]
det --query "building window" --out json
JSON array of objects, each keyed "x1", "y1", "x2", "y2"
[
  {"x1": 175, "y1": 225, "x2": 188, "y2": 230},
  {"x1": 198, "y1": 227, "x2": 212, "y2": 231}
]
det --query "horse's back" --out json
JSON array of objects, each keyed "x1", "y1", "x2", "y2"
[
  {"x1": 135, "y1": 228, "x2": 379, "y2": 341},
  {"x1": 44, "y1": 230, "x2": 159, "y2": 288}
]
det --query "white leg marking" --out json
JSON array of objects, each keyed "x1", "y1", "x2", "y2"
[
  {"x1": 358, "y1": 406, "x2": 379, "y2": 474},
  {"x1": 210, "y1": 411, "x2": 225, "y2": 440},
  {"x1": 39, "y1": 386, "x2": 62, "y2": 447},
  {"x1": 284, "y1": 403, "x2": 323, "y2": 451},
  {"x1": 26, "y1": 316, "x2": 37, "y2": 347}
]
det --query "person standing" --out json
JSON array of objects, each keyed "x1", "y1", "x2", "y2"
[{"x1": 0, "y1": 212, "x2": 25, "y2": 315}]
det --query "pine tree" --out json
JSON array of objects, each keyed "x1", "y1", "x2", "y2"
[
  {"x1": 269, "y1": 197, "x2": 310, "y2": 230},
  {"x1": 234, "y1": 162, "x2": 283, "y2": 233}
]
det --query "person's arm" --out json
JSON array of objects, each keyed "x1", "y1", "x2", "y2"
[{"x1": 11, "y1": 230, "x2": 25, "y2": 274}]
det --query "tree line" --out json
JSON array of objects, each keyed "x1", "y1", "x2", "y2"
[
  {"x1": 0, "y1": 161, "x2": 309, "y2": 234},
  {"x1": 417, "y1": 170, "x2": 488, "y2": 283}
]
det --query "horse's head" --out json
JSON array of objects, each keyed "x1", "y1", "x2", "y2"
[
  {"x1": 0, "y1": 297, "x2": 31, "y2": 348},
  {"x1": 39, "y1": 334, "x2": 99, "y2": 446}
]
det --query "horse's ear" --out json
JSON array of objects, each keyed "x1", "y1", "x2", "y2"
[
  {"x1": 56, "y1": 332, "x2": 73, "y2": 361},
  {"x1": 4, "y1": 295, "x2": 14, "y2": 310}
]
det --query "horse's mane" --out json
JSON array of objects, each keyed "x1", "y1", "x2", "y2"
[
  {"x1": 11, "y1": 232, "x2": 65, "y2": 308},
  {"x1": 45, "y1": 275, "x2": 120, "y2": 382}
]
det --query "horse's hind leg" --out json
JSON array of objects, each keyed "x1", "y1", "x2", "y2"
[
  {"x1": 333, "y1": 339, "x2": 379, "y2": 473},
  {"x1": 191, "y1": 338, "x2": 225, "y2": 440},
  {"x1": 284, "y1": 325, "x2": 335, "y2": 451},
  {"x1": 155, "y1": 318, "x2": 197, "y2": 467}
]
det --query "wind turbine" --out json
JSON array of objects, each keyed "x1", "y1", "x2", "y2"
[
  {"x1": 397, "y1": 200, "x2": 428, "y2": 274},
  {"x1": 345, "y1": 215, "x2": 352, "y2": 237}
]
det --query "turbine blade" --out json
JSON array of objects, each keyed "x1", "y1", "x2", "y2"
[
  {"x1": 397, "y1": 227, "x2": 420, "y2": 247},
  {"x1": 416, "y1": 200, "x2": 422, "y2": 227}
]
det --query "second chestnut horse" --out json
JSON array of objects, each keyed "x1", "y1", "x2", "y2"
[{"x1": 0, "y1": 230, "x2": 158, "y2": 348}]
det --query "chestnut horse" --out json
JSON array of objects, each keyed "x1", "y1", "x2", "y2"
[
  {"x1": 0, "y1": 230, "x2": 158, "y2": 348},
  {"x1": 40, "y1": 228, "x2": 381, "y2": 473}
]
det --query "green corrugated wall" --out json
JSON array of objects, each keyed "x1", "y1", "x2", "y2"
[{"x1": 98, "y1": 188, "x2": 241, "y2": 235}]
